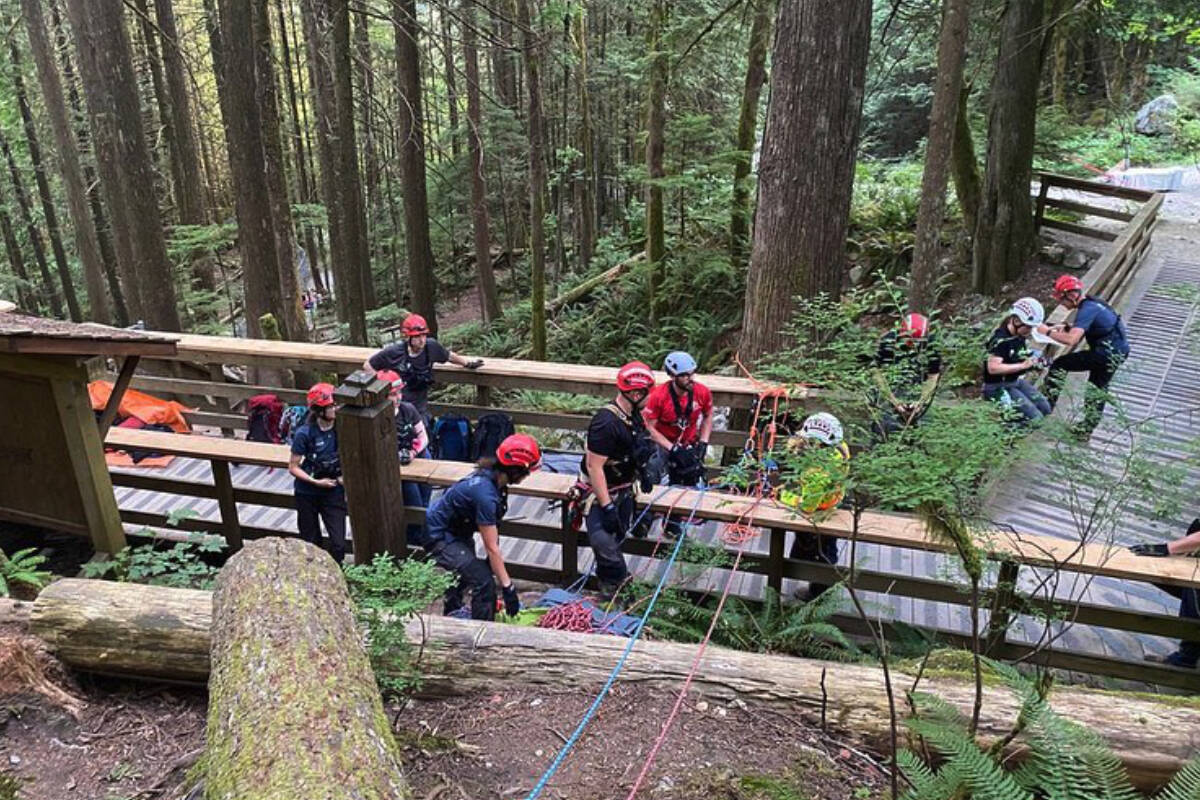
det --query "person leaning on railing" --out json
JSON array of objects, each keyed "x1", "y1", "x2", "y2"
[
  {"x1": 1128, "y1": 518, "x2": 1200, "y2": 670},
  {"x1": 287, "y1": 383, "x2": 348, "y2": 564},
  {"x1": 362, "y1": 313, "x2": 483, "y2": 419}
]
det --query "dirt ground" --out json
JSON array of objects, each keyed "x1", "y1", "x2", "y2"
[{"x1": 0, "y1": 634, "x2": 888, "y2": 800}]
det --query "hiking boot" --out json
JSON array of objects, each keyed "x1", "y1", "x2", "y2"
[{"x1": 1145, "y1": 651, "x2": 1198, "y2": 669}]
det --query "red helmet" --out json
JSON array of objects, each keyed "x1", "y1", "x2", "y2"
[
  {"x1": 496, "y1": 433, "x2": 541, "y2": 470},
  {"x1": 1053, "y1": 274, "x2": 1083, "y2": 299},
  {"x1": 616, "y1": 361, "x2": 655, "y2": 392},
  {"x1": 401, "y1": 313, "x2": 430, "y2": 336},
  {"x1": 899, "y1": 312, "x2": 929, "y2": 341},
  {"x1": 306, "y1": 382, "x2": 336, "y2": 408},
  {"x1": 375, "y1": 369, "x2": 403, "y2": 398}
]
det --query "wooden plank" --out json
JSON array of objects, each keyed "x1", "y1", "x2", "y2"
[
  {"x1": 210, "y1": 460, "x2": 243, "y2": 552},
  {"x1": 1037, "y1": 172, "x2": 1156, "y2": 202},
  {"x1": 97, "y1": 355, "x2": 140, "y2": 437},
  {"x1": 51, "y1": 376, "x2": 126, "y2": 553},
  {"x1": 0, "y1": 506, "x2": 89, "y2": 537},
  {"x1": 1033, "y1": 181, "x2": 1050, "y2": 230},
  {"x1": 1042, "y1": 196, "x2": 1135, "y2": 222},
  {"x1": 0, "y1": 352, "x2": 88, "y2": 381},
  {"x1": 1040, "y1": 217, "x2": 1119, "y2": 242},
  {"x1": 185, "y1": 410, "x2": 248, "y2": 430},
  {"x1": 2, "y1": 337, "x2": 177, "y2": 357},
  {"x1": 122, "y1": 373, "x2": 308, "y2": 405},
  {"x1": 767, "y1": 528, "x2": 785, "y2": 594}
]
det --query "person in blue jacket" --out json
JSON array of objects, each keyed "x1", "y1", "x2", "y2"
[
  {"x1": 287, "y1": 383, "x2": 347, "y2": 563},
  {"x1": 425, "y1": 434, "x2": 542, "y2": 620}
]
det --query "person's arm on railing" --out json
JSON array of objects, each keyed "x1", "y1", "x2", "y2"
[{"x1": 449, "y1": 351, "x2": 484, "y2": 369}]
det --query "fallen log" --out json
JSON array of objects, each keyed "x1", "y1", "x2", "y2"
[
  {"x1": 546, "y1": 252, "x2": 645, "y2": 314},
  {"x1": 204, "y1": 538, "x2": 409, "y2": 799},
  {"x1": 25, "y1": 579, "x2": 1200, "y2": 789}
]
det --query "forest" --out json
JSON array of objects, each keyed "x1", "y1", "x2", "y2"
[{"x1": 0, "y1": 0, "x2": 1195, "y2": 370}]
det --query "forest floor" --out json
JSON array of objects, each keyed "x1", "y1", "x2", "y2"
[{"x1": 0, "y1": 631, "x2": 889, "y2": 800}]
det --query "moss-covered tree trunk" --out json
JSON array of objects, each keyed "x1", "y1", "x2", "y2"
[{"x1": 204, "y1": 538, "x2": 409, "y2": 799}]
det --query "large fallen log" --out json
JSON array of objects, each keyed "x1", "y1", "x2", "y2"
[
  {"x1": 27, "y1": 579, "x2": 1199, "y2": 788},
  {"x1": 545, "y1": 252, "x2": 645, "y2": 314},
  {"x1": 204, "y1": 538, "x2": 409, "y2": 799}
]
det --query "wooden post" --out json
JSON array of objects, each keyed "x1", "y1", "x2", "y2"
[
  {"x1": 97, "y1": 355, "x2": 139, "y2": 437},
  {"x1": 208, "y1": 364, "x2": 236, "y2": 438},
  {"x1": 1033, "y1": 179, "x2": 1051, "y2": 232},
  {"x1": 560, "y1": 501, "x2": 577, "y2": 584},
  {"x1": 334, "y1": 372, "x2": 406, "y2": 562},
  {"x1": 475, "y1": 384, "x2": 492, "y2": 407},
  {"x1": 985, "y1": 560, "x2": 1021, "y2": 652},
  {"x1": 49, "y1": 373, "x2": 127, "y2": 553},
  {"x1": 768, "y1": 527, "x2": 786, "y2": 596},
  {"x1": 211, "y1": 459, "x2": 243, "y2": 553}
]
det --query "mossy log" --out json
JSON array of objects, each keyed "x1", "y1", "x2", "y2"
[
  {"x1": 204, "y1": 538, "x2": 408, "y2": 800},
  {"x1": 25, "y1": 581, "x2": 1200, "y2": 789}
]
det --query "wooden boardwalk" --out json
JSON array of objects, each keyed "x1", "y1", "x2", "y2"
[{"x1": 109, "y1": 255, "x2": 1200, "y2": 671}]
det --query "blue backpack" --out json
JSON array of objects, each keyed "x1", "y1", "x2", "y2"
[
  {"x1": 433, "y1": 414, "x2": 472, "y2": 462},
  {"x1": 279, "y1": 405, "x2": 309, "y2": 446}
]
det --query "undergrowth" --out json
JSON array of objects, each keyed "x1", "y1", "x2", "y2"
[
  {"x1": 0, "y1": 548, "x2": 52, "y2": 598},
  {"x1": 81, "y1": 516, "x2": 223, "y2": 591}
]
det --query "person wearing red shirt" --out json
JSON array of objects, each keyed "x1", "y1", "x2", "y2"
[{"x1": 643, "y1": 351, "x2": 713, "y2": 538}]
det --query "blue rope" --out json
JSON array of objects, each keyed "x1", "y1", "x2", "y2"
[{"x1": 524, "y1": 485, "x2": 708, "y2": 800}]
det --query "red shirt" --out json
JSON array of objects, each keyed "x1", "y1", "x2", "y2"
[{"x1": 643, "y1": 381, "x2": 713, "y2": 445}]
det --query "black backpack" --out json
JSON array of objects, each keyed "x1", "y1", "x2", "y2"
[{"x1": 471, "y1": 412, "x2": 516, "y2": 461}]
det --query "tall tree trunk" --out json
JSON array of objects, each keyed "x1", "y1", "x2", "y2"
[
  {"x1": 329, "y1": 0, "x2": 370, "y2": 339},
  {"x1": 277, "y1": 0, "x2": 323, "y2": 294},
  {"x1": 253, "y1": 0, "x2": 309, "y2": 340},
  {"x1": 52, "y1": 0, "x2": 127, "y2": 325},
  {"x1": 0, "y1": 178, "x2": 36, "y2": 312},
  {"x1": 645, "y1": 0, "x2": 667, "y2": 321},
  {"x1": 462, "y1": 0, "x2": 501, "y2": 323},
  {"x1": 65, "y1": 0, "x2": 182, "y2": 331},
  {"x1": 729, "y1": 0, "x2": 773, "y2": 269},
  {"x1": 214, "y1": 0, "x2": 287, "y2": 340},
  {"x1": 393, "y1": 0, "x2": 438, "y2": 329},
  {"x1": 7, "y1": 32, "x2": 82, "y2": 321},
  {"x1": 572, "y1": 3, "x2": 596, "y2": 272},
  {"x1": 130, "y1": 0, "x2": 177, "y2": 216},
  {"x1": 153, "y1": 0, "x2": 220, "y2": 293},
  {"x1": 0, "y1": 131, "x2": 64, "y2": 318},
  {"x1": 440, "y1": 8, "x2": 461, "y2": 161},
  {"x1": 972, "y1": 0, "x2": 1044, "y2": 295},
  {"x1": 353, "y1": 7, "x2": 379, "y2": 310},
  {"x1": 516, "y1": 0, "x2": 547, "y2": 359},
  {"x1": 21, "y1": 0, "x2": 110, "y2": 322},
  {"x1": 738, "y1": 0, "x2": 872, "y2": 367},
  {"x1": 907, "y1": 0, "x2": 970, "y2": 313},
  {"x1": 951, "y1": 82, "x2": 981, "y2": 241}
]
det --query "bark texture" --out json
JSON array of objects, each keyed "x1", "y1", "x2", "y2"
[
  {"x1": 644, "y1": 0, "x2": 667, "y2": 320},
  {"x1": 907, "y1": 0, "x2": 969, "y2": 312},
  {"x1": 462, "y1": 0, "x2": 501, "y2": 323},
  {"x1": 25, "y1": 581, "x2": 1198, "y2": 790},
  {"x1": 729, "y1": 0, "x2": 773, "y2": 268},
  {"x1": 972, "y1": 0, "x2": 1044, "y2": 295},
  {"x1": 393, "y1": 0, "x2": 438, "y2": 331},
  {"x1": 204, "y1": 539, "x2": 409, "y2": 799},
  {"x1": 738, "y1": 0, "x2": 872, "y2": 366},
  {"x1": 22, "y1": 0, "x2": 111, "y2": 323},
  {"x1": 516, "y1": 0, "x2": 548, "y2": 359},
  {"x1": 65, "y1": 0, "x2": 182, "y2": 331},
  {"x1": 951, "y1": 82, "x2": 982, "y2": 240}
]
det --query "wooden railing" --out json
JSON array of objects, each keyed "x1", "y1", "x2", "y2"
[{"x1": 104, "y1": 426, "x2": 1200, "y2": 691}]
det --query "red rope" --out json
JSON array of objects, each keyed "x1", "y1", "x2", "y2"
[{"x1": 537, "y1": 601, "x2": 594, "y2": 633}]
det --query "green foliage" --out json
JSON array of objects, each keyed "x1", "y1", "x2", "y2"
[
  {"x1": 0, "y1": 547, "x2": 52, "y2": 597},
  {"x1": 343, "y1": 554, "x2": 455, "y2": 699},
  {"x1": 81, "y1": 528, "x2": 224, "y2": 590},
  {"x1": 0, "y1": 771, "x2": 27, "y2": 800},
  {"x1": 1157, "y1": 756, "x2": 1200, "y2": 800}
]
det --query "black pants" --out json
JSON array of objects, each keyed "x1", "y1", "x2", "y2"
[
  {"x1": 790, "y1": 533, "x2": 838, "y2": 599},
  {"x1": 1155, "y1": 582, "x2": 1200, "y2": 664},
  {"x1": 1044, "y1": 349, "x2": 1126, "y2": 435},
  {"x1": 430, "y1": 537, "x2": 496, "y2": 621},
  {"x1": 295, "y1": 490, "x2": 348, "y2": 564},
  {"x1": 584, "y1": 491, "x2": 636, "y2": 587}
]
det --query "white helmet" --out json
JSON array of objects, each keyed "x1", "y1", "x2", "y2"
[
  {"x1": 800, "y1": 412, "x2": 844, "y2": 447},
  {"x1": 1010, "y1": 297, "x2": 1044, "y2": 327}
]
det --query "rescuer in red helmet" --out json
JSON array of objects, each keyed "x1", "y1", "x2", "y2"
[
  {"x1": 424, "y1": 433, "x2": 543, "y2": 620},
  {"x1": 363, "y1": 313, "x2": 484, "y2": 418},
  {"x1": 286, "y1": 383, "x2": 348, "y2": 563},
  {"x1": 870, "y1": 312, "x2": 943, "y2": 439}
]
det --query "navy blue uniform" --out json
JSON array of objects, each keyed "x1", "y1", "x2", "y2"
[
  {"x1": 1044, "y1": 297, "x2": 1130, "y2": 435},
  {"x1": 426, "y1": 469, "x2": 506, "y2": 620},
  {"x1": 368, "y1": 338, "x2": 451, "y2": 416},
  {"x1": 290, "y1": 421, "x2": 347, "y2": 563}
]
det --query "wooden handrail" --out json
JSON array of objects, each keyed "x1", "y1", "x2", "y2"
[{"x1": 105, "y1": 427, "x2": 1200, "y2": 591}]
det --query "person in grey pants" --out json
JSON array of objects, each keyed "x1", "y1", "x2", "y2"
[{"x1": 982, "y1": 297, "x2": 1053, "y2": 424}]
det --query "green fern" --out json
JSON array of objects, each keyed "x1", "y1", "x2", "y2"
[
  {"x1": 1157, "y1": 756, "x2": 1200, "y2": 800},
  {"x1": 0, "y1": 548, "x2": 52, "y2": 597}
]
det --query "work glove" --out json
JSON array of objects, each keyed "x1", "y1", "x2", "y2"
[
  {"x1": 501, "y1": 583, "x2": 520, "y2": 617},
  {"x1": 398, "y1": 449, "x2": 413, "y2": 466},
  {"x1": 464, "y1": 358, "x2": 484, "y2": 369},
  {"x1": 600, "y1": 502, "x2": 622, "y2": 536},
  {"x1": 1128, "y1": 543, "x2": 1170, "y2": 557},
  {"x1": 694, "y1": 441, "x2": 709, "y2": 461},
  {"x1": 1188, "y1": 518, "x2": 1200, "y2": 535}
]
